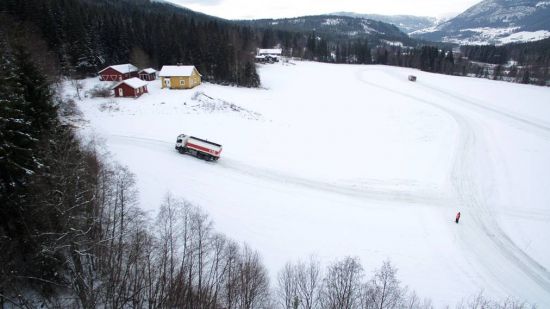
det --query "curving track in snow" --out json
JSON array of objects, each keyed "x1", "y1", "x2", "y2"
[
  {"x1": 356, "y1": 68, "x2": 550, "y2": 305},
  {"x1": 106, "y1": 134, "x2": 449, "y2": 207}
]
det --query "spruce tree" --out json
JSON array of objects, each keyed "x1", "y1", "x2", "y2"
[
  {"x1": 1, "y1": 39, "x2": 68, "y2": 298},
  {"x1": 13, "y1": 45, "x2": 57, "y2": 136},
  {"x1": 0, "y1": 38, "x2": 41, "y2": 296},
  {"x1": 243, "y1": 61, "x2": 260, "y2": 88},
  {"x1": 0, "y1": 41, "x2": 37, "y2": 197}
]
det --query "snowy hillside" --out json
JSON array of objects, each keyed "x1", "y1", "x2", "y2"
[
  {"x1": 412, "y1": 0, "x2": 550, "y2": 45},
  {"x1": 68, "y1": 62, "x2": 550, "y2": 307},
  {"x1": 331, "y1": 12, "x2": 437, "y2": 34}
]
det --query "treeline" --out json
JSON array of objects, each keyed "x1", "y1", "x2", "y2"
[
  {"x1": 275, "y1": 257, "x2": 530, "y2": 309},
  {"x1": 321, "y1": 43, "x2": 548, "y2": 86},
  {"x1": 261, "y1": 27, "x2": 547, "y2": 85},
  {"x1": 458, "y1": 39, "x2": 550, "y2": 85},
  {"x1": 302, "y1": 34, "x2": 372, "y2": 64},
  {"x1": 260, "y1": 24, "x2": 548, "y2": 85},
  {"x1": 461, "y1": 38, "x2": 550, "y2": 66},
  {"x1": 0, "y1": 0, "x2": 260, "y2": 87}
]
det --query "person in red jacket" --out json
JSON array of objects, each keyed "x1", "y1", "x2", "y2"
[{"x1": 456, "y1": 212, "x2": 461, "y2": 224}]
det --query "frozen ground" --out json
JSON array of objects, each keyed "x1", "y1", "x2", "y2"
[{"x1": 68, "y1": 62, "x2": 550, "y2": 307}]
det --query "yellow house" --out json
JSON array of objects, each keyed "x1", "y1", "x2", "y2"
[{"x1": 159, "y1": 65, "x2": 202, "y2": 89}]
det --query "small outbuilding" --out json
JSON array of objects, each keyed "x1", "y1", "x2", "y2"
[
  {"x1": 112, "y1": 77, "x2": 148, "y2": 98},
  {"x1": 139, "y1": 68, "x2": 157, "y2": 81},
  {"x1": 159, "y1": 65, "x2": 201, "y2": 89},
  {"x1": 257, "y1": 48, "x2": 282, "y2": 62},
  {"x1": 99, "y1": 64, "x2": 139, "y2": 81}
]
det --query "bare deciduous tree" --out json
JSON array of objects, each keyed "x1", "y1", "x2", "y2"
[
  {"x1": 277, "y1": 262, "x2": 298, "y2": 309},
  {"x1": 362, "y1": 260, "x2": 404, "y2": 309},
  {"x1": 295, "y1": 256, "x2": 322, "y2": 309},
  {"x1": 321, "y1": 257, "x2": 363, "y2": 309},
  {"x1": 237, "y1": 245, "x2": 271, "y2": 309}
]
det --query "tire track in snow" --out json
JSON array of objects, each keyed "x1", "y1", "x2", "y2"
[
  {"x1": 355, "y1": 69, "x2": 550, "y2": 303},
  {"x1": 105, "y1": 134, "x2": 449, "y2": 207},
  {"x1": 368, "y1": 66, "x2": 550, "y2": 137},
  {"x1": 418, "y1": 82, "x2": 550, "y2": 139},
  {"x1": 217, "y1": 157, "x2": 448, "y2": 207}
]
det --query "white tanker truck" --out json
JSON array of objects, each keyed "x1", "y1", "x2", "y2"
[{"x1": 175, "y1": 134, "x2": 222, "y2": 161}]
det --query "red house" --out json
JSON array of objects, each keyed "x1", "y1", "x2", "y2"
[
  {"x1": 99, "y1": 64, "x2": 138, "y2": 81},
  {"x1": 139, "y1": 68, "x2": 157, "y2": 81},
  {"x1": 112, "y1": 78, "x2": 148, "y2": 98}
]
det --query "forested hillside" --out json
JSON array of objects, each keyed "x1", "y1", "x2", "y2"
[
  {"x1": 0, "y1": 0, "x2": 261, "y2": 87},
  {"x1": 241, "y1": 15, "x2": 414, "y2": 45}
]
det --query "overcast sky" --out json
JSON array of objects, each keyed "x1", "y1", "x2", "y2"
[{"x1": 162, "y1": 0, "x2": 483, "y2": 20}]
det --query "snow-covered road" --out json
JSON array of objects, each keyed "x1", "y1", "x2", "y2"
[
  {"x1": 72, "y1": 62, "x2": 550, "y2": 306},
  {"x1": 357, "y1": 67, "x2": 550, "y2": 304}
]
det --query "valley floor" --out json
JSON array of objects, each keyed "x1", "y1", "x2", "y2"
[{"x1": 69, "y1": 61, "x2": 550, "y2": 307}]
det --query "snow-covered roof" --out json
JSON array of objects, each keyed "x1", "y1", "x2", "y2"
[
  {"x1": 258, "y1": 49, "x2": 282, "y2": 55},
  {"x1": 99, "y1": 64, "x2": 138, "y2": 74},
  {"x1": 112, "y1": 77, "x2": 148, "y2": 89},
  {"x1": 159, "y1": 65, "x2": 200, "y2": 77},
  {"x1": 140, "y1": 68, "x2": 156, "y2": 74}
]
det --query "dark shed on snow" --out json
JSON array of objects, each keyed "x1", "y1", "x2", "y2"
[{"x1": 139, "y1": 68, "x2": 157, "y2": 81}]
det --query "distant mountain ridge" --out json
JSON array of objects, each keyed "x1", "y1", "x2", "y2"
[
  {"x1": 411, "y1": 0, "x2": 550, "y2": 45},
  {"x1": 240, "y1": 15, "x2": 416, "y2": 46},
  {"x1": 331, "y1": 12, "x2": 438, "y2": 34}
]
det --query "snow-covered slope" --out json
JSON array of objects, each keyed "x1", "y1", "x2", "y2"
[
  {"x1": 412, "y1": 0, "x2": 550, "y2": 45},
  {"x1": 68, "y1": 62, "x2": 550, "y2": 307},
  {"x1": 331, "y1": 12, "x2": 437, "y2": 34}
]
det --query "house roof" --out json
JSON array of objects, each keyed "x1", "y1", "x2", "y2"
[
  {"x1": 258, "y1": 49, "x2": 282, "y2": 55},
  {"x1": 159, "y1": 65, "x2": 200, "y2": 77},
  {"x1": 112, "y1": 77, "x2": 148, "y2": 89},
  {"x1": 140, "y1": 68, "x2": 156, "y2": 74},
  {"x1": 99, "y1": 64, "x2": 138, "y2": 74}
]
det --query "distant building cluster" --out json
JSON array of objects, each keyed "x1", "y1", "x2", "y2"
[{"x1": 97, "y1": 63, "x2": 201, "y2": 98}]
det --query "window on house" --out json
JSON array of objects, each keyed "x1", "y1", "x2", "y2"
[{"x1": 180, "y1": 80, "x2": 185, "y2": 86}]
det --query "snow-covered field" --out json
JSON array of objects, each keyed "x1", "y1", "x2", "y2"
[{"x1": 69, "y1": 62, "x2": 550, "y2": 306}]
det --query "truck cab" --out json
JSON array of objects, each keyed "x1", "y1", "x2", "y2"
[{"x1": 176, "y1": 134, "x2": 189, "y2": 148}]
